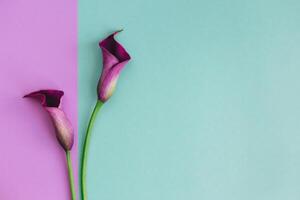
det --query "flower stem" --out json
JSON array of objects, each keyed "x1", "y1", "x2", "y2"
[
  {"x1": 81, "y1": 100, "x2": 104, "y2": 200},
  {"x1": 66, "y1": 151, "x2": 76, "y2": 200}
]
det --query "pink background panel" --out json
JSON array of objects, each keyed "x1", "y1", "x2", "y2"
[{"x1": 0, "y1": 0, "x2": 77, "y2": 199}]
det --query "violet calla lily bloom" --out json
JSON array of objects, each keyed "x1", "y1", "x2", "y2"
[
  {"x1": 81, "y1": 30, "x2": 131, "y2": 200},
  {"x1": 24, "y1": 90, "x2": 74, "y2": 151},
  {"x1": 98, "y1": 30, "x2": 131, "y2": 102}
]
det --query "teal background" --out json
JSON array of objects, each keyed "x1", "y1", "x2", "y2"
[{"x1": 79, "y1": 0, "x2": 300, "y2": 199}]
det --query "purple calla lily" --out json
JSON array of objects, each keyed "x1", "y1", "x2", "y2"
[
  {"x1": 81, "y1": 30, "x2": 131, "y2": 200},
  {"x1": 24, "y1": 90, "x2": 74, "y2": 151},
  {"x1": 24, "y1": 89, "x2": 76, "y2": 199},
  {"x1": 97, "y1": 30, "x2": 131, "y2": 102}
]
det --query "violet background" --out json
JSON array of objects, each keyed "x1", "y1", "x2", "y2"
[{"x1": 0, "y1": 0, "x2": 77, "y2": 199}]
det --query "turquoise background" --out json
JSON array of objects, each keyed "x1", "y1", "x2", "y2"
[{"x1": 79, "y1": 0, "x2": 300, "y2": 199}]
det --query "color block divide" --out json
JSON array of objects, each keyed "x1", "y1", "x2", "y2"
[{"x1": 2, "y1": 0, "x2": 300, "y2": 200}]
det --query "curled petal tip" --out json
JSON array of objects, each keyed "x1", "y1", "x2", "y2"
[
  {"x1": 114, "y1": 29, "x2": 124, "y2": 35},
  {"x1": 24, "y1": 90, "x2": 64, "y2": 107},
  {"x1": 23, "y1": 93, "x2": 37, "y2": 98}
]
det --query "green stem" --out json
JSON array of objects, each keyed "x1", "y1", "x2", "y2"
[
  {"x1": 81, "y1": 100, "x2": 104, "y2": 200},
  {"x1": 66, "y1": 151, "x2": 76, "y2": 200}
]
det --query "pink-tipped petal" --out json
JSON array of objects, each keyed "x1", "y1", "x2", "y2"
[
  {"x1": 45, "y1": 107, "x2": 74, "y2": 151},
  {"x1": 97, "y1": 31, "x2": 131, "y2": 102}
]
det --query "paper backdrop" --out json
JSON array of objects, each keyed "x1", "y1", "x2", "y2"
[
  {"x1": 0, "y1": 1, "x2": 77, "y2": 199},
  {"x1": 79, "y1": 0, "x2": 300, "y2": 200}
]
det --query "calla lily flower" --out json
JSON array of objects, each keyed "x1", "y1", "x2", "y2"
[
  {"x1": 98, "y1": 30, "x2": 131, "y2": 102},
  {"x1": 24, "y1": 90, "x2": 74, "y2": 151},
  {"x1": 81, "y1": 30, "x2": 131, "y2": 200},
  {"x1": 24, "y1": 89, "x2": 76, "y2": 199}
]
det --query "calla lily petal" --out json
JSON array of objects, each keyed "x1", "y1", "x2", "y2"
[
  {"x1": 98, "y1": 61, "x2": 129, "y2": 102},
  {"x1": 99, "y1": 30, "x2": 130, "y2": 62},
  {"x1": 24, "y1": 90, "x2": 74, "y2": 151},
  {"x1": 97, "y1": 30, "x2": 131, "y2": 102},
  {"x1": 45, "y1": 107, "x2": 74, "y2": 150}
]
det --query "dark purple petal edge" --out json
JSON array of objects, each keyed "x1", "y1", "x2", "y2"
[
  {"x1": 99, "y1": 30, "x2": 131, "y2": 62},
  {"x1": 23, "y1": 90, "x2": 64, "y2": 107}
]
